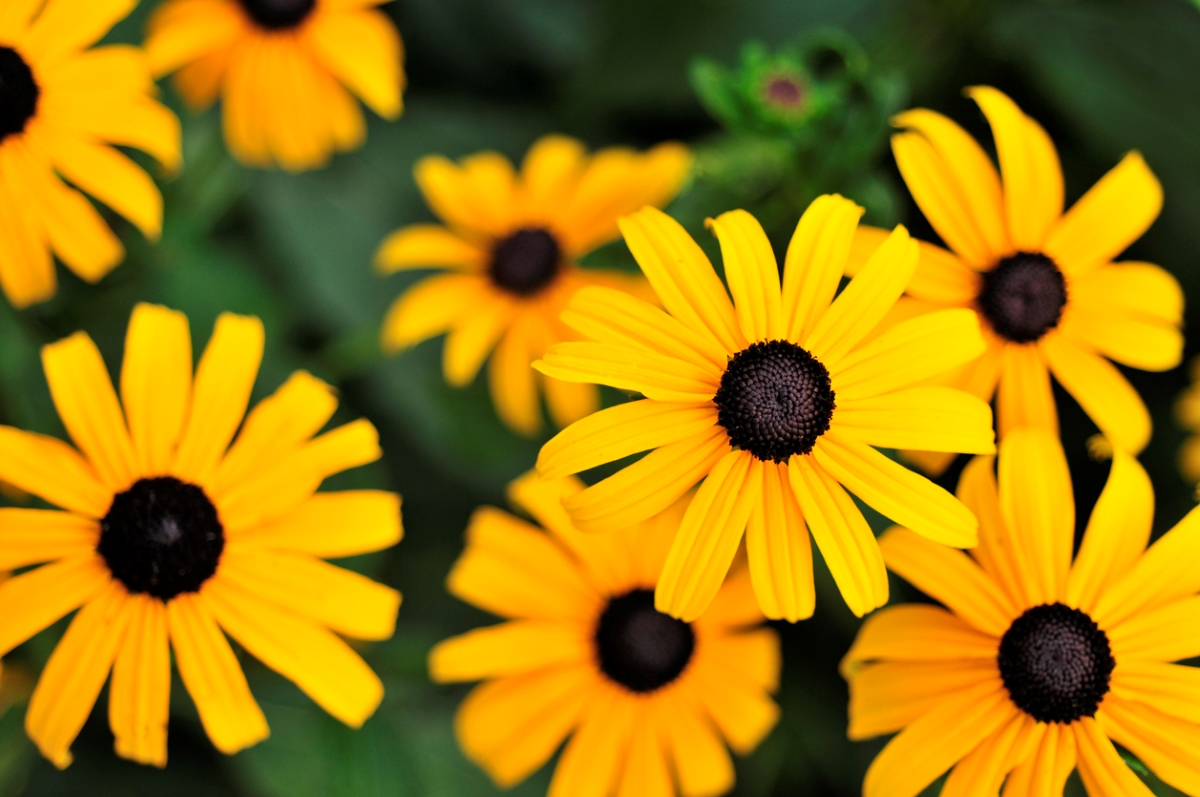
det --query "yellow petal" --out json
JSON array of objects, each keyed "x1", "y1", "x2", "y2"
[
  {"x1": 375, "y1": 224, "x2": 486, "y2": 274},
  {"x1": 172, "y1": 313, "x2": 264, "y2": 486},
  {"x1": 547, "y1": 686, "x2": 637, "y2": 797},
  {"x1": 781, "y1": 194, "x2": 864, "y2": 343},
  {"x1": 830, "y1": 308, "x2": 986, "y2": 401},
  {"x1": 537, "y1": 399, "x2": 717, "y2": 480},
  {"x1": 841, "y1": 604, "x2": 998, "y2": 678},
  {"x1": 144, "y1": 0, "x2": 244, "y2": 77},
  {"x1": 413, "y1": 154, "x2": 508, "y2": 240},
  {"x1": 109, "y1": 594, "x2": 170, "y2": 767},
  {"x1": 878, "y1": 527, "x2": 1016, "y2": 636},
  {"x1": 167, "y1": 592, "x2": 269, "y2": 754},
  {"x1": 42, "y1": 331, "x2": 139, "y2": 493},
  {"x1": 707, "y1": 209, "x2": 783, "y2": 342},
  {"x1": 1059, "y1": 303, "x2": 1183, "y2": 372},
  {"x1": 442, "y1": 294, "x2": 515, "y2": 386},
  {"x1": 788, "y1": 455, "x2": 888, "y2": 618},
  {"x1": 488, "y1": 319, "x2": 541, "y2": 436},
  {"x1": 120, "y1": 303, "x2": 192, "y2": 476},
  {"x1": 535, "y1": 341, "x2": 718, "y2": 402},
  {"x1": 1040, "y1": 331, "x2": 1150, "y2": 454},
  {"x1": 456, "y1": 665, "x2": 594, "y2": 788},
  {"x1": 941, "y1": 712, "x2": 1039, "y2": 797},
  {"x1": 561, "y1": 285, "x2": 725, "y2": 371},
  {"x1": 543, "y1": 376, "x2": 598, "y2": 429},
  {"x1": 1067, "y1": 448, "x2": 1153, "y2": 613},
  {"x1": 689, "y1": 640, "x2": 781, "y2": 752},
  {"x1": 447, "y1": 506, "x2": 600, "y2": 620},
  {"x1": 745, "y1": 461, "x2": 814, "y2": 622},
  {"x1": 0, "y1": 156, "x2": 55, "y2": 308},
  {"x1": 1106, "y1": 595, "x2": 1200, "y2": 663},
  {"x1": 617, "y1": 206, "x2": 741, "y2": 355},
  {"x1": 1073, "y1": 716, "x2": 1156, "y2": 797},
  {"x1": 957, "y1": 455, "x2": 1026, "y2": 608},
  {"x1": 233, "y1": 490, "x2": 402, "y2": 558},
  {"x1": 304, "y1": 8, "x2": 403, "y2": 118},
  {"x1": 848, "y1": 659, "x2": 1000, "y2": 741},
  {"x1": 814, "y1": 432, "x2": 978, "y2": 548},
  {"x1": 862, "y1": 679, "x2": 1014, "y2": 797},
  {"x1": 1044, "y1": 151, "x2": 1162, "y2": 276},
  {"x1": 995, "y1": 721, "x2": 1074, "y2": 797},
  {"x1": 217, "y1": 545, "x2": 400, "y2": 641},
  {"x1": 41, "y1": 132, "x2": 162, "y2": 240},
  {"x1": 967, "y1": 86, "x2": 1063, "y2": 251},
  {"x1": 616, "y1": 708, "x2": 673, "y2": 797},
  {"x1": 25, "y1": 0, "x2": 136, "y2": 63},
  {"x1": 0, "y1": 509, "x2": 98, "y2": 570},
  {"x1": 380, "y1": 273, "x2": 490, "y2": 352},
  {"x1": 0, "y1": 426, "x2": 110, "y2": 516},
  {"x1": 563, "y1": 426, "x2": 728, "y2": 533},
  {"x1": 805, "y1": 225, "x2": 918, "y2": 366},
  {"x1": 1069, "y1": 261, "x2": 1183, "y2": 327},
  {"x1": 656, "y1": 450, "x2": 759, "y2": 621},
  {"x1": 656, "y1": 687, "x2": 736, "y2": 797},
  {"x1": 1111, "y1": 660, "x2": 1200, "y2": 725},
  {"x1": 516, "y1": 135, "x2": 587, "y2": 224},
  {"x1": 204, "y1": 579, "x2": 384, "y2": 728},
  {"x1": 26, "y1": 582, "x2": 131, "y2": 769},
  {"x1": 428, "y1": 620, "x2": 591, "y2": 682},
  {"x1": 996, "y1": 429, "x2": 1074, "y2": 606},
  {"x1": 847, "y1": 225, "x2": 983, "y2": 304},
  {"x1": 995, "y1": 341, "x2": 1058, "y2": 439},
  {"x1": 1099, "y1": 698, "x2": 1200, "y2": 795},
  {"x1": 833, "y1": 385, "x2": 994, "y2": 454}
]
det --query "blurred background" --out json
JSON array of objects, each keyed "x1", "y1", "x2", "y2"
[{"x1": 2, "y1": 0, "x2": 1199, "y2": 794}]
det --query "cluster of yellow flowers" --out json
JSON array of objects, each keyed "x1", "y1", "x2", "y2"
[{"x1": 0, "y1": 2, "x2": 1195, "y2": 796}]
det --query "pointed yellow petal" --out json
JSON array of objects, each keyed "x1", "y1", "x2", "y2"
[
  {"x1": 707, "y1": 209, "x2": 783, "y2": 342},
  {"x1": 781, "y1": 194, "x2": 864, "y2": 343}
]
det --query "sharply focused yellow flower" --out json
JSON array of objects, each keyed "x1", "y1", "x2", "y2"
[
  {"x1": 376, "y1": 134, "x2": 691, "y2": 435},
  {"x1": 145, "y1": 0, "x2": 404, "y2": 171},
  {"x1": 0, "y1": 303, "x2": 402, "y2": 768},
  {"x1": 0, "y1": 0, "x2": 181, "y2": 308},
  {"x1": 850, "y1": 86, "x2": 1183, "y2": 474},
  {"x1": 429, "y1": 472, "x2": 780, "y2": 797},
  {"x1": 536, "y1": 196, "x2": 995, "y2": 622},
  {"x1": 845, "y1": 429, "x2": 1200, "y2": 797}
]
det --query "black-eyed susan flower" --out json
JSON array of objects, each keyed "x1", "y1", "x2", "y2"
[
  {"x1": 376, "y1": 135, "x2": 692, "y2": 435},
  {"x1": 0, "y1": 0, "x2": 181, "y2": 308},
  {"x1": 429, "y1": 472, "x2": 780, "y2": 797},
  {"x1": 145, "y1": 0, "x2": 404, "y2": 171},
  {"x1": 0, "y1": 303, "x2": 402, "y2": 768},
  {"x1": 844, "y1": 429, "x2": 1200, "y2": 797},
  {"x1": 850, "y1": 86, "x2": 1183, "y2": 474},
  {"x1": 536, "y1": 196, "x2": 994, "y2": 622}
]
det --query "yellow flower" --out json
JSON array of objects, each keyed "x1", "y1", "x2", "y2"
[
  {"x1": 0, "y1": 0, "x2": 181, "y2": 308},
  {"x1": 1176, "y1": 356, "x2": 1200, "y2": 486},
  {"x1": 429, "y1": 472, "x2": 780, "y2": 797},
  {"x1": 376, "y1": 134, "x2": 691, "y2": 435},
  {"x1": 844, "y1": 429, "x2": 1200, "y2": 797},
  {"x1": 536, "y1": 195, "x2": 995, "y2": 622},
  {"x1": 145, "y1": 0, "x2": 404, "y2": 171},
  {"x1": 850, "y1": 86, "x2": 1183, "y2": 474},
  {"x1": 0, "y1": 303, "x2": 402, "y2": 768}
]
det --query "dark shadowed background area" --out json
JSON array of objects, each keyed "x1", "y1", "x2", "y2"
[{"x1": 1, "y1": 0, "x2": 1198, "y2": 794}]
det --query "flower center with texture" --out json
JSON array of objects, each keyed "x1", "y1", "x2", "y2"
[
  {"x1": 764, "y1": 75, "x2": 805, "y2": 109},
  {"x1": 98, "y1": 477, "x2": 225, "y2": 600},
  {"x1": 238, "y1": 0, "x2": 317, "y2": 30},
  {"x1": 596, "y1": 589, "x2": 695, "y2": 693},
  {"x1": 979, "y1": 252, "x2": 1067, "y2": 343},
  {"x1": 0, "y1": 47, "x2": 39, "y2": 141},
  {"x1": 714, "y1": 339, "x2": 835, "y2": 463},
  {"x1": 489, "y1": 228, "x2": 562, "y2": 296},
  {"x1": 998, "y1": 602, "x2": 1114, "y2": 724}
]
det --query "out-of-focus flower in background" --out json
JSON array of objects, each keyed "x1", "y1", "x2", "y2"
[{"x1": 376, "y1": 135, "x2": 691, "y2": 436}]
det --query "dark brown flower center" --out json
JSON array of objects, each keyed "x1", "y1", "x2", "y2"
[
  {"x1": 998, "y1": 603, "x2": 1114, "y2": 724},
  {"x1": 98, "y1": 477, "x2": 225, "y2": 600},
  {"x1": 764, "y1": 75, "x2": 805, "y2": 109},
  {"x1": 595, "y1": 589, "x2": 695, "y2": 693},
  {"x1": 979, "y1": 252, "x2": 1067, "y2": 343},
  {"x1": 489, "y1": 228, "x2": 562, "y2": 296},
  {"x1": 714, "y1": 339, "x2": 835, "y2": 463},
  {"x1": 237, "y1": 0, "x2": 317, "y2": 30},
  {"x1": 0, "y1": 47, "x2": 38, "y2": 141}
]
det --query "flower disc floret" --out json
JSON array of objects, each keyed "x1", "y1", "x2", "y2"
[
  {"x1": 714, "y1": 339, "x2": 835, "y2": 463},
  {"x1": 595, "y1": 589, "x2": 695, "y2": 693},
  {"x1": 489, "y1": 227, "x2": 562, "y2": 296},
  {"x1": 0, "y1": 47, "x2": 38, "y2": 140},
  {"x1": 98, "y1": 477, "x2": 225, "y2": 600},
  {"x1": 238, "y1": 0, "x2": 317, "y2": 30},
  {"x1": 998, "y1": 602, "x2": 1114, "y2": 724},
  {"x1": 979, "y1": 252, "x2": 1067, "y2": 343}
]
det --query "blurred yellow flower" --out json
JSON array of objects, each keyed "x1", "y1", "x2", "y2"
[
  {"x1": 851, "y1": 86, "x2": 1183, "y2": 474},
  {"x1": 0, "y1": 0, "x2": 181, "y2": 307},
  {"x1": 537, "y1": 196, "x2": 993, "y2": 622},
  {"x1": 377, "y1": 134, "x2": 691, "y2": 435},
  {"x1": 1175, "y1": 356, "x2": 1200, "y2": 487},
  {"x1": 145, "y1": 0, "x2": 404, "y2": 171},
  {"x1": 429, "y1": 472, "x2": 779, "y2": 797},
  {"x1": 0, "y1": 303, "x2": 402, "y2": 768},
  {"x1": 845, "y1": 429, "x2": 1200, "y2": 797}
]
